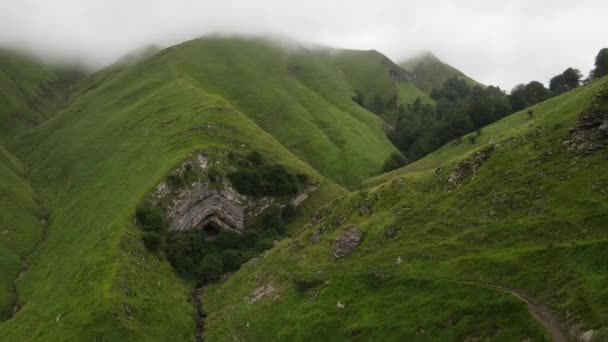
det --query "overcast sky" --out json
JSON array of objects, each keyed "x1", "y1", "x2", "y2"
[{"x1": 1, "y1": 0, "x2": 607, "y2": 90}]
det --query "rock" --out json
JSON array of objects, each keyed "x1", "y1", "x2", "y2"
[
  {"x1": 581, "y1": 330, "x2": 595, "y2": 342},
  {"x1": 331, "y1": 227, "x2": 363, "y2": 259},
  {"x1": 396, "y1": 256, "x2": 403, "y2": 265},
  {"x1": 384, "y1": 225, "x2": 399, "y2": 239},
  {"x1": 310, "y1": 230, "x2": 322, "y2": 244},
  {"x1": 448, "y1": 145, "x2": 495, "y2": 187},
  {"x1": 249, "y1": 284, "x2": 276, "y2": 303},
  {"x1": 150, "y1": 150, "x2": 318, "y2": 236},
  {"x1": 337, "y1": 301, "x2": 345, "y2": 309},
  {"x1": 566, "y1": 86, "x2": 608, "y2": 154}
]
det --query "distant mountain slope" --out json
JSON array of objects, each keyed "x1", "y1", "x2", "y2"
[
  {"x1": 400, "y1": 52, "x2": 481, "y2": 93},
  {"x1": 159, "y1": 37, "x2": 406, "y2": 186},
  {"x1": 201, "y1": 77, "x2": 608, "y2": 341}
]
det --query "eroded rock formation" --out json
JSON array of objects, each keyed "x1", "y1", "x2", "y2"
[
  {"x1": 332, "y1": 226, "x2": 363, "y2": 259},
  {"x1": 564, "y1": 89, "x2": 608, "y2": 154},
  {"x1": 447, "y1": 145, "x2": 495, "y2": 187},
  {"x1": 150, "y1": 151, "x2": 317, "y2": 236}
]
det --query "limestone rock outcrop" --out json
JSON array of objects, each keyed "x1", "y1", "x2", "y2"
[
  {"x1": 564, "y1": 90, "x2": 608, "y2": 154},
  {"x1": 331, "y1": 227, "x2": 363, "y2": 259},
  {"x1": 447, "y1": 145, "x2": 494, "y2": 188},
  {"x1": 150, "y1": 151, "x2": 317, "y2": 235}
]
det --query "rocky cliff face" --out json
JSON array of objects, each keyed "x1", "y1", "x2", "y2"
[
  {"x1": 149, "y1": 151, "x2": 317, "y2": 235},
  {"x1": 564, "y1": 89, "x2": 608, "y2": 154}
]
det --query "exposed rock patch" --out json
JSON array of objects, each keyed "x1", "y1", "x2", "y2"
[
  {"x1": 150, "y1": 151, "x2": 318, "y2": 236},
  {"x1": 249, "y1": 284, "x2": 276, "y2": 303},
  {"x1": 448, "y1": 145, "x2": 495, "y2": 187},
  {"x1": 331, "y1": 226, "x2": 363, "y2": 259},
  {"x1": 564, "y1": 90, "x2": 608, "y2": 154}
]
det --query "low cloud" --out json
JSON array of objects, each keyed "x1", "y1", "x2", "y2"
[{"x1": 1, "y1": 0, "x2": 607, "y2": 90}]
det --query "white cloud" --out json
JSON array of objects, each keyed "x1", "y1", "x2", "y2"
[{"x1": 1, "y1": 0, "x2": 606, "y2": 90}]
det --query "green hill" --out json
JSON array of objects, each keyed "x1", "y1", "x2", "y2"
[
  {"x1": 400, "y1": 52, "x2": 482, "y2": 93},
  {"x1": 0, "y1": 36, "x2": 606, "y2": 341},
  {"x1": 0, "y1": 36, "x2": 433, "y2": 340},
  {"x1": 201, "y1": 77, "x2": 608, "y2": 341}
]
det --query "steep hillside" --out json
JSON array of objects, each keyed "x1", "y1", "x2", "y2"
[
  {"x1": 0, "y1": 145, "x2": 44, "y2": 321},
  {"x1": 157, "y1": 37, "x2": 406, "y2": 186},
  {"x1": 0, "y1": 38, "x2": 352, "y2": 340},
  {"x1": 201, "y1": 77, "x2": 608, "y2": 341},
  {"x1": 400, "y1": 52, "x2": 481, "y2": 93}
]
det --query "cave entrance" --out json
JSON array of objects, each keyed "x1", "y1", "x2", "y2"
[{"x1": 202, "y1": 221, "x2": 221, "y2": 241}]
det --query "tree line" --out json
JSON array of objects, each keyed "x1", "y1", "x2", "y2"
[{"x1": 384, "y1": 48, "x2": 608, "y2": 165}]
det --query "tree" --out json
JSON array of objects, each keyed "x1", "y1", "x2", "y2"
[
  {"x1": 592, "y1": 48, "x2": 608, "y2": 79},
  {"x1": 550, "y1": 68, "x2": 582, "y2": 94},
  {"x1": 509, "y1": 81, "x2": 552, "y2": 112},
  {"x1": 527, "y1": 109, "x2": 534, "y2": 118}
]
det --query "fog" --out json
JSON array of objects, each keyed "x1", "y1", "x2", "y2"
[{"x1": 1, "y1": 0, "x2": 607, "y2": 90}]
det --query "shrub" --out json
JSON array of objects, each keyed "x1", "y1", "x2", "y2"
[
  {"x1": 142, "y1": 231, "x2": 162, "y2": 252},
  {"x1": 228, "y1": 163, "x2": 299, "y2": 197},
  {"x1": 246, "y1": 151, "x2": 265, "y2": 167},
  {"x1": 199, "y1": 255, "x2": 223, "y2": 283},
  {"x1": 527, "y1": 109, "x2": 534, "y2": 118},
  {"x1": 468, "y1": 135, "x2": 477, "y2": 144},
  {"x1": 215, "y1": 230, "x2": 244, "y2": 249},
  {"x1": 294, "y1": 278, "x2": 324, "y2": 292},
  {"x1": 135, "y1": 202, "x2": 166, "y2": 233},
  {"x1": 166, "y1": 174, "x2": 184, "y2": 189},
  {"x1": 207, "y1": 166, "x2": 222, "y2": 183},
  {"x1": 255, "y1": 238, "x2": 274, "y2": 252},
  {"x1": 296, "y1": 173, "x2": 310, "y2": 185},
  {"x1": 281, "y1": 204, "x2": 297, "y2": 220},
  {"x1": 222, "y1": 249, "x2": 243, "y2": 271}
]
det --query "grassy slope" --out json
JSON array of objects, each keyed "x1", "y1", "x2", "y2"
[
  {"x1": 202, "y1": 77, "x2": 608, "y2": 340},
  {"x1": 0, "y1": 44, "x2": 346, "y2": 340},
  {"x1": 0, "y1": 145, "x2": 43, "y2": 321},
  {"x1": 161, "y1": 38, "x2": 403, "y2": 187},
  {"x1": 400, "y1": 52, "x2": 481, "y2": 93},
  {"x1": 0, "y1": 52, "x2": 56, "y2": 321}
]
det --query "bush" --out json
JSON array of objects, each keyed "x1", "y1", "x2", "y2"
[
  {"x1": 222, "y1": 249, "x2": 243, "y2": 271},
  {"x1": 281, "y1": 204, "x2": 297, "y2": 220},
  {"x1": 135, "y1": 202, "x2": 166, "y2": 233},
  {"x1": 246, "y1": 151, "x2": 265, "y2": 167},
  {"x1": 142, "y1": 231, "x2": 162, "y2": 252},
  {"x1": 255, "y1": 238, "x2": 274, "y2": 252},
  {"x1": 468, "y1": 135, "x2": 477, "y2": 144},
  {"x1": 207, "y1": 166, "x2": 222, "y2": 183},
  {"x1": 166, "y1": 174, "x2": 184, "y2": 189},
  {"x1": 199, "y1": 255, "x2": 223, "y2": 283},
  {"x1": 215, "y1": 230, "x2": 244, "y2": 249},
  {"x1": 228, "y1": 163, "x2": 300, "y2": 197}
]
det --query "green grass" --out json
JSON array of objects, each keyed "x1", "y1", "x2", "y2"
[
  {"x1": 0, "y1": 144, "x2": 45, "y2": 321},
  {"x1": 202, "y1": 77, "x2": 608, "y2": 340}
]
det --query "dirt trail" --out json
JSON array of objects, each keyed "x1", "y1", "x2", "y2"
[
  {"x1": 192, "y1": 287, "x2": 206, "y2": 342},
  {"x1": 459, "y1": 279, "x2": 568, "y2": 342},
  {"x1": 433, "y1": 277, "x2": 568, "y2": 341},
  {"x1": 11, "y1": 212, "x2": 49, "y2": 317},
  {"x1": 502, "y1": 288, "x2": 567, "y2": 342}
]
